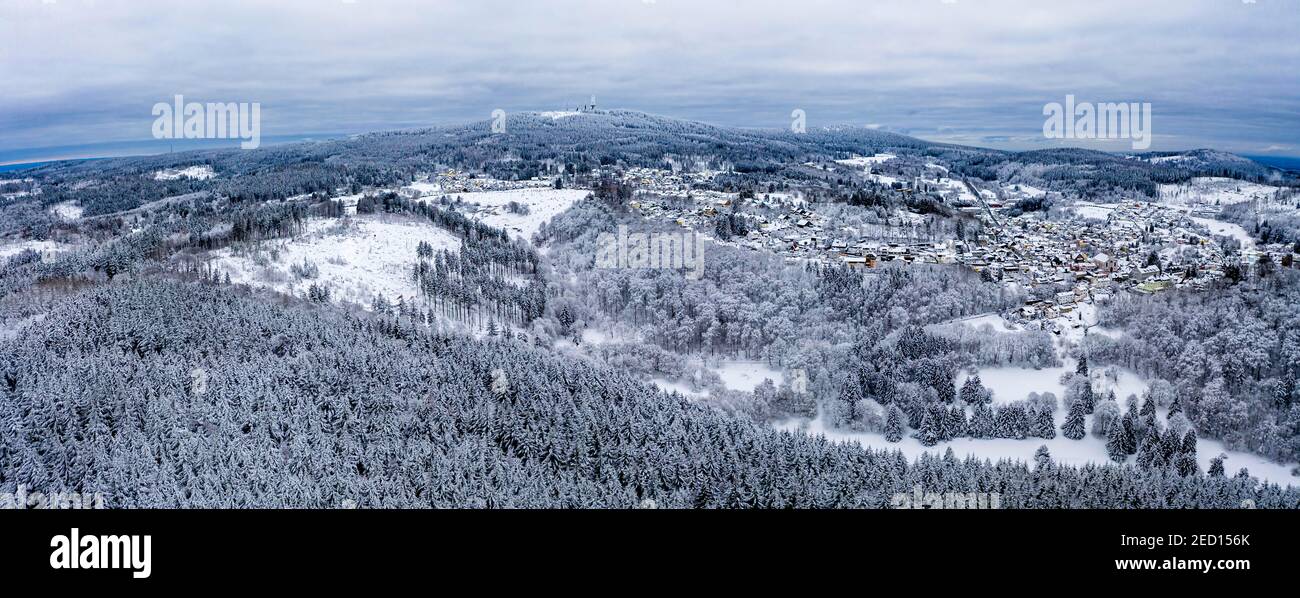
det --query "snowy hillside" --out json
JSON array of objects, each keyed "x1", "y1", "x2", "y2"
[{"x1": 211, "y1": 214, "x2": 459, "y2": 308}]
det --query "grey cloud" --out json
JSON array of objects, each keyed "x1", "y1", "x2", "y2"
[{"x1": 0, "y1": 0, "x2": 1296, "y2": 157}]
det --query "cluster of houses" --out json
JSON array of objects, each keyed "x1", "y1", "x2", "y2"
[
  {"x1": 401, "y1": 170, "x2": 554, "y2": 197},
  {"x1": 952, "y1": 201, "x2": 1285, "y2": 324},
  {"x1": 621, "y1": 169, "x2": 1288, "y2": 328}
]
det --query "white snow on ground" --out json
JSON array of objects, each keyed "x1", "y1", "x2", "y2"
[
  {"x1": 947, "y1": 312, "x2": 1021, "y2": 333},
  {"x1": 1190, "y1": 217, "x2": 1256, "y2": 249},
  {"x1": 955, "y1": 356, "x2": 1149, "y2": 406},
  {"x1": 438, "y1": 188, "x2": 589, "y2": 242},
  {"x1": 835, "y1": 153, "x2": 897, "y2": 168},
  {"x1": 926, "y1": 176, "x2": 978, "y2": 203},
  {"x1": 958, "y1": 366, "x2": 1068, "y2": 403},
  {"x1": 1071, "y1": 202, "x2": 1116, "y2": 221},
  {"x1": 777, "y1": 412, "x2": 1297, "y2": 487},
  {"x1": 210, "y1": 215, "x2": 459, "y2": 308},
  {"x1": 538, "y1": 111, "x2": 582, "y2": 120},
  {"x1": 714, "y1": 360, "x2": 785, "y2": 392},
  {"x1": 1158, "y1": 177, "x2": 1281, "y2": 207},
  {"x1": 0, "y1": 239, "x2": 69, "y2": 260},
  {"x1": 332, "y1": 192, "x2": 365, "y2": 215},
  {"x1": 774, "y1": 294, "x2": 1299, "y2": 486},
  {"x1": 652, "y1": 377, "x2": 709, "y2": 399},
  {"x1": 154, "y1": 165, "x2": 215, "y2": 181},
  {"x1": 1009, "y1": 184, "x2": 1047, "y2": 198},
  {"x1": 1090, "y1": 326, "x2": 1126, "y2": 340},
  {"x1": 405, "y1": 181, "x2": 444, "y2": 197},
  {"x1": 51, "y1": 201, "x2": 83, "y2": 220}
]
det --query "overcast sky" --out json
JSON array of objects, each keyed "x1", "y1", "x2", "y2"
[{"x1": 1, "y1": 0, "x2": 1297, "y2": 159}]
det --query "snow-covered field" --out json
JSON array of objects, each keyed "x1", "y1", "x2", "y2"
[
  {"x1": 210, "y1": 215, "x2": 459, "y2": 308},
  {"x1": 778, "y1": 412, "x2": 1297, "y2": 486},
  {"x1": 955, "y1": 362, "x2": 1147, "y2": 405},
  {"x1": 1006, "y1": 184, "x2": 1047, "y2": 198},
  {"x1": 1159, "y1": 177, "x2": 1281, "y2": 207},
  {"x1": 0, "y1": 239, "x2": 70, "y2": 260},
  {"x1": 714, "y1": 360, "x2": 785, "y2": 392},
  {"x1": 435, "y1": 188, "x2": 589, "y2": 242},
  {"x1": 947, "y1": 312, "x2": 1022, "y2": 333},
  {"x1": 154, "y1": 165, "x2": 215, "y2": 181},
  {"x1": 1070, "y1": 202, "x2": 1116, "y2": 221},
  {"x1": 51, "y1": 201, "x2": 83, "y2": 220},
  {"x1": 835, "y1": 153, "x2": 897, "y2": 168},
  {"x1": 1190, "y1": 217, "x2": 1255, "y2": 249}
]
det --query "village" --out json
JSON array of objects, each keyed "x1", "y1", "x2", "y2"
[{"x1": 603, "y1": 164, "x2": 1290, "y2": 331}]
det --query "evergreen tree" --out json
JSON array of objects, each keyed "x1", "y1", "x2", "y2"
[
  {"x1": 1062, "y1": 399, "x2": 1087, "y2": 440},
  {"x1": 1159, "y1": 429, "x2": 1181, "y2": 466},
  {"x1": 1181, "y1": 430, "x2": 1198, "y2": 461},
  {"x1": 1169, "y1": 395, "x2": 1184, "y2": 418},
  {"x1": 1080, "y1": 382, "x2": 1096, "y2": 414},
  {"x1": 1208, "y1": 454, "x2": 1226, "y2": 477},
  {"x1": 1142, "y1": 409, "x2": 1157, "y2": 438},
  {"x1": 1121, "y1": 413, "x2": 1138, "y2": 455},
  {"x1": 915, "y1": 410, "x2": 940, "y2": 447},
  {"x1": 969, "y1": 403, "x2": 994, "y2": 439},
  {"x1": 884, "y1": 405, "x2": 904, "y2": 443},
  {"x1": 960, "y1": 375, "x2": 988, "y2": 405},
  {"x1": 1033, "y1": 445, "x2": 1053, "y2": 471},
  {"x1": 1136, "y1": 431, "x2": 1159, "y2": 469},
  {"x1": 557, "y1": 306, "x2": 575, "y2": 334},
  {"x1": 1032, "y1": 408, "x2": 1056, "y2": 439},
  {"x1": 1106, "y1": 419, "x2": 1129, "y2": 463},
  {"x1": 1140, "y1": 395, "x2": 1156, "y2": 417},
  {"x1": 945, "y1": 406, "x2": 968, "y2": 438}
]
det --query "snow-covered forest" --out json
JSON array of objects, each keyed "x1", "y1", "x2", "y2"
[
  {"x1": 2, "y1": 111, "x2": 1300, "y2": 508},
  {"x1": 2, "y1": 280, "x2": 1295, "y2": 508}
]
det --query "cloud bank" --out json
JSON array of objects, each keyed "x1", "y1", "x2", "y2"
[{"x1": 1, "y1": 0, "x2": 1296, "y2": 158}]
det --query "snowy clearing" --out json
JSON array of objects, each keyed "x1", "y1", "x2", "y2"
[
  {"x1": 1158, "y1": 177, "x2": 1281, "y2": 207},
  {"x1": 1190, "y1": 217, "x2": 1255, "y2": 249},
  {"x1": 1071, "y1": 203, "x2": 1116, "y2": 221},
  {"x1": 778, "y1": 413, "x2": 1297, "y2": 487},
  {"x1": 946, "y1": 312, "x2": 1022, "y2": 333},
  {"x1": 154, "y1": 165, "x2": 215, "y2": 181},
  {"x1": 956, "y1": 362, "x2": 1148, "y2": 405},
  {"x1": 835, "y1": 153, "x2": 897, "y2": 169},
  {"x1": 51, "y1": 201, "x2": 84, "y2": 220},
  {"x1": 438, "y1": 188, "x2": 589, "y2": 242},
  {"x1": 0, "y1": 239, "x2": 70, "y2": 260},
  {"x1": 714, "y1": 360, "x2": 785, "y2": 392},
  {"x1": 210, "y1": 215, "x2": 459, "y2": 308}
]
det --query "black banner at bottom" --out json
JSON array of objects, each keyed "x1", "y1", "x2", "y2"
[{"x1": 1, "y1": 508, "x2": 1293, "y2": 588}]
